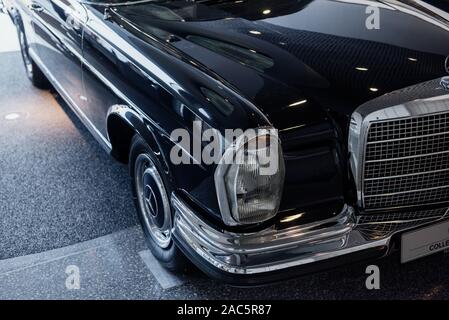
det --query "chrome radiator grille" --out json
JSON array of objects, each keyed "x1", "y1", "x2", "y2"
[{"x1": 363, "y1": 112, "x2": 449, "y2": 209}]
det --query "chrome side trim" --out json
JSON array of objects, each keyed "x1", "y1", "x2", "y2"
[
  {"x1": 29, "y1": 48, "x2": 112, "y2": 152},
  {"x1": 171, "y1": 194, "x2": 391, "y2": 275}
]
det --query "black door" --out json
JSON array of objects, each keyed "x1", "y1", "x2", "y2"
[{"x1": 30, "y1": 0, "x2": 87, "y2": 109}]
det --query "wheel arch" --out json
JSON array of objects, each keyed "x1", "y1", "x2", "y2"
[{"x1": 106, "y1": 105, "x2": 171, "y2": 176}]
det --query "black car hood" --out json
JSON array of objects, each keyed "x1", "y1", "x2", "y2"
[{"x1": 111, "y1": 0, "x2": 449, "y2": 130}]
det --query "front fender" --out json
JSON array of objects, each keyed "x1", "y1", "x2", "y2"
[{"x1": 106, "y1": 104, "x2": 171, "y2": 174}]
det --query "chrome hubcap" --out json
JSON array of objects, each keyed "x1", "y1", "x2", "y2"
[
  {"x1": 18, "y1": 30, "x2": 33, "y2": 78},
  {"x1": 135, "y1": 154, "x2": 171, "y2": 248}
]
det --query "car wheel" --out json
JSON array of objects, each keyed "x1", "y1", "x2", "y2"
[
  {"x1": 16, "y1": 25, "x2": 49, "y2": 89},
  {"x1": 129, "y1": 135, "x2": 190, "y2": 272}
]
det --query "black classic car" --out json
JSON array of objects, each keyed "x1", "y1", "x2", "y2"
[{"x1": 3, "y1": 0, "x2": 449, "y2": 284}]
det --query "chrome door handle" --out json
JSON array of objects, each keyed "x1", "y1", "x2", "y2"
[{"x1": 28, "y1": 3, "x2": 43, "y2": 12}]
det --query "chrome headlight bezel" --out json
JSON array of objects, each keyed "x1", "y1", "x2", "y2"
[{"x1": 214, "y1": 127, "x2": 285, "y2": 226}]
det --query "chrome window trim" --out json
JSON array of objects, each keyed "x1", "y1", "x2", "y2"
[{"x1": 349, "y1": 79, "x2": 449, "y2": 209}]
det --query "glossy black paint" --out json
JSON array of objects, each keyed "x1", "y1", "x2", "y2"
[
  {"x1": 33, "y1": 0, "x2": 86, "y2": 108},
  {"x1": 8, "y1": 0, "x2": 449, "y2": 229}
]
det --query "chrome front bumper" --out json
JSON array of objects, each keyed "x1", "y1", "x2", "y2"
[{"x1": 171, "y1": 194, "x2": 392, "y2": 282}]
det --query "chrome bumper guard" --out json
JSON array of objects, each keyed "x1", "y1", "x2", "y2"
[{"x1": 171, "y1": 194, "x2": 391, "y2": 276}]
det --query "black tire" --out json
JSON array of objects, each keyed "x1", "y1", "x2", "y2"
[
  {"x1": 16, "y1": 24, "x2": 50, "y2": 89},
  {"x1": 129, "y1": 134, "x2": 190, "y2": 272}
]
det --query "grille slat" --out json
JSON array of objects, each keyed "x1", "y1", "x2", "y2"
[
  {"x1": 365, "y1": 168, "x2": 449, "y2": 181},
  {"x1": 367, "y1": 113, "x2": 449, "y2": 142},
  {"x1": 358, "y1": 208, "x2": 448, "y2": 224},
  {"x1": 357, "y1": 208, "x2": 448, "y2": 240},
  {"x1": 365, "y1": 132, "x2": 449, "y2": 161},
  {"x1": 367, "y1": 131, "x2": 449, "y2": 145},
  {"x1": 364, "y1": 151, "x2": 449, "y2": 178},
  {"x1": 363, "y1": 112, "x2": 449, "y2": 209},
  {"x1": 365, "y1": 170, "x2": 449, "y2": 194}
]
